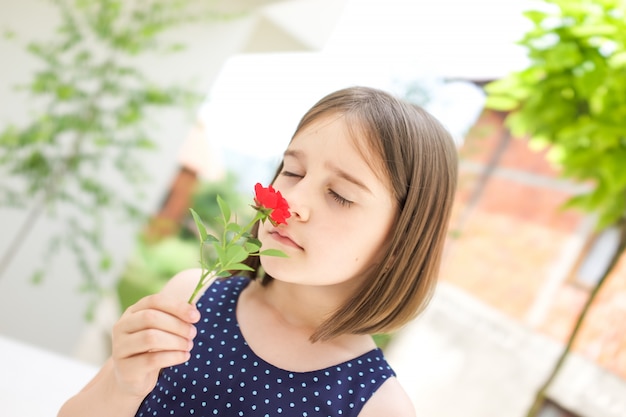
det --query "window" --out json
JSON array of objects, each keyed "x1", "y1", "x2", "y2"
[{"x1": 568, "y1": 226, "x2": 621, "y2": 288}]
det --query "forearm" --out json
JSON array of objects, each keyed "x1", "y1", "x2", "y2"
[{"x1": 57, "y1": 359, "x2": 145, "y2": 417}]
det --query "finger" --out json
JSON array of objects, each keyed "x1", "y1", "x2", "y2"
[
  {"x1": 140, "y1": 350, "x2": 192, "y2": 369},
  {"x1": 123, "y1": 350, "x2": 192, "y2": 377},
  {"x1": 114, "y1": 328, "x2": 193, "y2": 360},
  {"x1": 120, "y1": 308, "x2": 198, "y2": 340}
]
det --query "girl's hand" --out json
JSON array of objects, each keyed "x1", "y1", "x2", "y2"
[{"x1": 110, "y1": 293, "x2": 200, "y2": 398}]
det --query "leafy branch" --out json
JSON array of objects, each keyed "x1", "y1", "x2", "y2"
[
  {"x1": 187, "y1": 192, "x2": 288, "y2": 304},
  {"x1": 0, "y1": 0, "x2": 230, "y2": 317}
]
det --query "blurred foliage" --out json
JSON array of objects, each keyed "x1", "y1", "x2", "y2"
[
  {"x1": 372, "y1": 333, "x2": 393, "y2": 350},
  {"x1": 183, "y1": 172, "x2": 252, "y2": 239},
  {"x1": 117, "y1": 174, "x2": 250, "y2": 311},
  {"x1": 485, "y1": 0, "x2": 626, "y2": 230},
  {"x1": 485, "y1": 1, "x2": 626, "y2": 415},
  {"x1": 0, "y1": 0, "x2": 231, "y2": 318},
  {"x1": 117, "y1": 236, "x2": 198, "y2": 312}
]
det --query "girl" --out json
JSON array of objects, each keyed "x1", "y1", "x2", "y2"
[{"x1": 58, "y1": 86, "x2": 458, "y2": 417}]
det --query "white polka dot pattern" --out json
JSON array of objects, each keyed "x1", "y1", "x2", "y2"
[{"x1": 135, "y1": 277, "x2": 395, "y2": 417}]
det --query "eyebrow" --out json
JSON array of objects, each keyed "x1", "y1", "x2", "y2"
[{"x1": 283, "y1": 149, "x2": 372, "y2": 194}]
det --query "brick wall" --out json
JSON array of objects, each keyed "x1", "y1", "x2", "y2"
[{"x1": 441, "y1": 108, "x2": 626, "y2": 379}]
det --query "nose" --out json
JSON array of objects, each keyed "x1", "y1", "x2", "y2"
[{"x1": 281, "y1": 182, "x2": 310, "y2": 222}]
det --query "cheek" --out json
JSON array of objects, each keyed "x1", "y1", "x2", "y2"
[
  {"x1": 256, "y1": 225, "x2": 277, "y2": 255},
  {"x1": 355, "y1": 219, "x2": 395, "y2": 263}
]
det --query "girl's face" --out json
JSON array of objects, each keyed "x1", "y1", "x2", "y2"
[{"x1": 258, "y1": 115, "x2": 397, "y2": 289}]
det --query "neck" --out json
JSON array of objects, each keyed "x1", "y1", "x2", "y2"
[{"x1": 259, "y1": 279, "x2": 352, "y2": 335}]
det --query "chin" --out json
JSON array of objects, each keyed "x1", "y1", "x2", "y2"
[
  {"x1": 258, "y1": 254, "x2": 282, "y2": 277},
  {"x1": 258, "y1": 257, "x2": 299, "y2": 285}
]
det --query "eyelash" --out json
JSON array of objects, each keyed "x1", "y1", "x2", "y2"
[
  {"x1": 328, "y1": 189, "x2": 353, "y2": 208},
  {"x1": 280, "y1": 171, "x2": 353, "y2": 208}
]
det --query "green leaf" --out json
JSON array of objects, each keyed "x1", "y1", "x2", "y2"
[
  {"x1": 504, "y1": 111, "x2": 532, "y2": 138},
  {"x1": 259, "y1": 248, "x2": 288, "y2": 258},
  {"x1": 570, "y1": 23, "x2": 618, "y2": 38},
  {"x1": 3, "y1": 29, "x2": 16, "y2": 40},
  {"x1": 228, "y1": 263, "x2": 254, "y2": 272},
  {"x1": 31, "y1": 269, "x2": 44, "y2": 285},
  {"x1": 544, "y1": 42, "x2": 583, "y2": 71},
  {"x1": 484, "y1": 77, "x2": 518, "y2": 95},
  {"x1": 223, "y1": 245, "x2": 249, "y2": 265},
  {"x1": 609, "y1": 51, "x2": 626, "y2": 68},
  {"x1": 217, "y1": 195, "x2": 231, "y2": 224},
  {"x1": 205, "y1": 234, "x2": 218, "y2": 244},
  {"x1": 244, "y1": 240, "x2": 261, "y2": 253},
  {"x1": 190, "y1": 208, "x2": 208, "y2": 243},
  {"x1": 522, "y1": 10, "x2": 548, "y2": 25},
  {"x1": 99, "y1": 255, "x2": 112, "y2": 271},
  {"x1": 226, "y1": 222, "x2": 242, "y2": 233},
  {"x1": 561, "y1": 193, "x2": 593, "y2": 213},
  {"x1": 165, "y1": 43, "x2": 186, "y2": 53},
  {"x1": 484, "y1": 95, "x2": 520, "y2": 111},
  {"x1": 527, "y1": 132, "x2": 554, "y2": 151},
  {"x1": 247, "y1": 237, "x2": 262, "y2": 247},
  {"x1": 484, "y1": 76, "x2": 531, "y2": 111},
  {"x1": 134, "y1": 138, "x2": 156, "y2": 149},
  {"x1": 56, "y1": 84, "x2": 76, "y2": 100}
]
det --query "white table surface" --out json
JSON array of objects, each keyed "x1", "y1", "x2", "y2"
[{"x1": 0, "y1": 334, "x2": 98, "y2": 416}]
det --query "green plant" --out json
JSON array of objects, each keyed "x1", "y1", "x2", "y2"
[
  {"x1": 485, "y1": 0, "x2": 626, "y2": 415},
  {"x1": 0, "y1": 0, "x2": 228, "y2": 317},
  {"x1": 117, "y1": 174, "x2": 251, "y2": 311},
  {"x1": 187, "y1": 183, "x2": 290, "y2": 303},
  {"x1": 486, "y1": 0, "x2": 626, "y2": 229}
]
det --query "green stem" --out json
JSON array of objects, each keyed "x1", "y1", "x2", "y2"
[
  {"x1": 228, "y1": 212, "x2": 264, "y2": 249},
  {"x1": 187, "y1": 232, "x2": 211, "y2": 303},
  {"x1": 186, "y1": 212, "x2": 264, "y2": 304},
  {"x1": 187, "y1": 268, "x2": 211, "y2": 304}
]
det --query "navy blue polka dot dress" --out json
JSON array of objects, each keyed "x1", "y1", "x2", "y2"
[{"x1": 135, "y1": 277, "x2": 396, "y2": 417}]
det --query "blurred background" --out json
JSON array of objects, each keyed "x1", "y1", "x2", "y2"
[{"x1": 1, "y1": 0, "x2": 625, "y2": 416}]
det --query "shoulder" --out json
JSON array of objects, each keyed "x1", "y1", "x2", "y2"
[
  {"x1": 159, "y1": 268, "x2": 209, "y2": 303},
  {"x1": 160, "y1": 269, "x2": 249, "y2": 303},
  {"x1": 358, "y1": 377, "x2": 416, "y2": 417}
]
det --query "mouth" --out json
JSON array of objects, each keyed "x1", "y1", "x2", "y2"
[{"x1": 269, "y1": 230, "x2": 303, "y2": 250}]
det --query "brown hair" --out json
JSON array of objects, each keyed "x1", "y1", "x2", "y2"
[{"x1": 243, "y1": 86, "x2": 458, "y2": 341}]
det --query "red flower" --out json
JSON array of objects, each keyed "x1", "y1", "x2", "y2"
[{"x1": 253, "y1": 183, "x2": 291, "y2": 226}]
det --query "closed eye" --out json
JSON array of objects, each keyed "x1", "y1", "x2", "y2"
[
  {"x1": 280, "y1": 170, "x2": 303, "y2": 178},
  {"x1": 329, "y1": 189, "x2": 353, "y2": 208}
]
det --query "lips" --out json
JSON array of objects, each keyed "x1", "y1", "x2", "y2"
[{"x1": 269, "y1": 230, "x2": 303, "y2": 250}]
